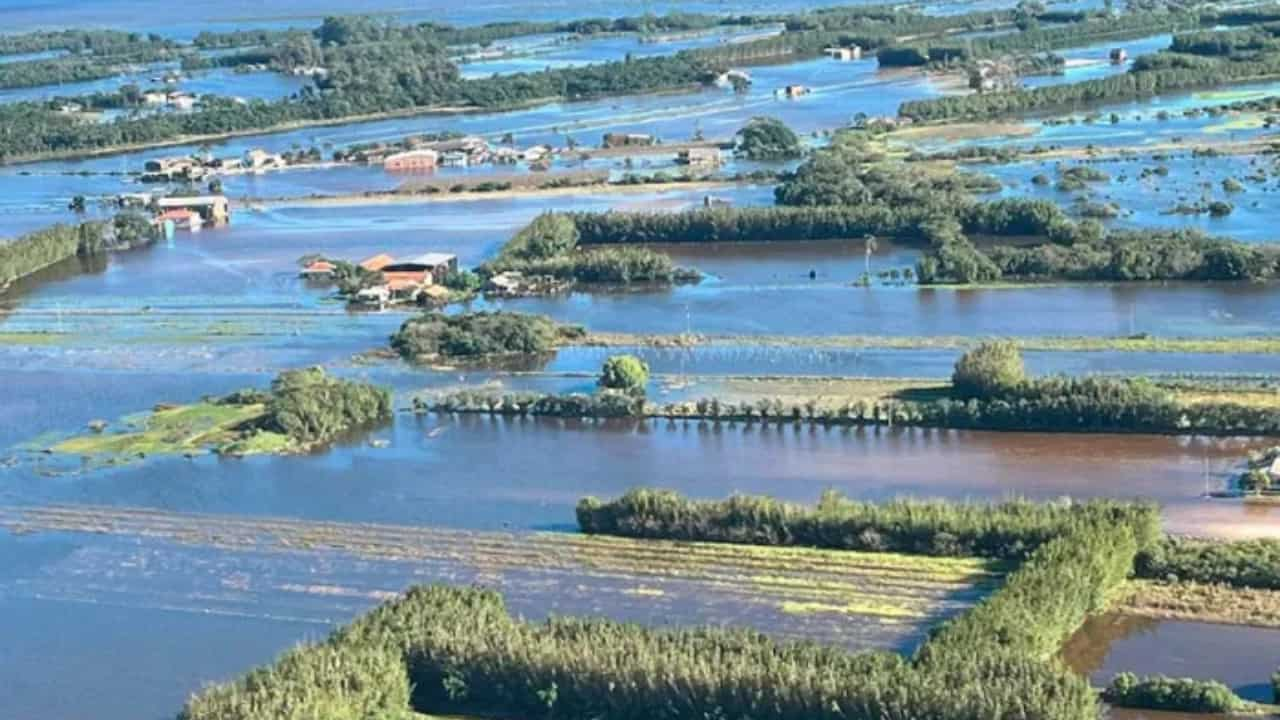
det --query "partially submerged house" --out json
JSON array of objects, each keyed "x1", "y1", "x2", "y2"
[
  {"x1": 384, "y1": 149, "x2": 439, "y2": 171},
  {"x1": 676, "y1": 147, "x2": 720, "y2": 166},
  {"x1": 155, "y1": 195, "x2": 231, "y2": 224},
  {"x1": 246, "y1": 149, "x2": 287, "y2": 172},
  {"x1": 824, "y1": 46, "x2": 862, "y2": 61},
  {"x1": 381, "y1": 253, "x2": 458, "y2": 284},
  {"x1": 1109, "y1": 48, "x2": 1128, "y2": 64},
  {"x1": 778, "y1": 85, "x2": 810, "y2": 98},
  {"x1": 299, "y1": 259, "x2": 337, "y2": 279}
]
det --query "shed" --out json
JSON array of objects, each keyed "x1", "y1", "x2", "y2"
[
  {"x1": 300, "y1": 259, "x2": 336, "y2": 278},
  {"x1": 384, "y1": 149, "x2": 438, "y2": 171},
  {"x1": 383, "y1": 253, "x2": 458, "y2": 283},
  {"x1": 677, "y1": 147, "x2": 720, "y2": 166}
]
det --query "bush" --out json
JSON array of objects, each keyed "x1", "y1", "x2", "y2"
[
  {"x1": 599, "y1": 354, "x2": 649, "y2": 395},
  {"x1": 1103, "y1": 673, "x2": 1246, "y2": 714},
  {"x1": 736, "y1": 116, "x2": 802, "y2": 160},
  {"x1": 390, "y1": 311, "x2": 580, "y2": 360},
  {"x1": 263, "y1": 367, "x2": 392, "y2": 444},
  {"x1": 952, "y1": 341, "x2": 1026, "y2": 399}
]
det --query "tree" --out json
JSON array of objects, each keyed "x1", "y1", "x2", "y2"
[
  {"x1": 599, "y1": 355, "x2": 649, "y2": 395},
  {"x1": 735, "y1": 117, "x2": 802, "y2": 161},
  {"x1": 952, "y1": 341, "x2": 1026, "y2": 399},
  {"x1": 497, "y1": 213, "x2": 579, "y2": 262}
]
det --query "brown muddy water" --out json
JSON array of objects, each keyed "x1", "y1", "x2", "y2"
[{"x1": 1064, "y1": 613, "x2": 1280, "y2": 704}]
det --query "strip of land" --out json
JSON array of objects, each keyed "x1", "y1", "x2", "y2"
[{"x1": 1120, "y1": 579, "x2": 1280, "y2": 628}]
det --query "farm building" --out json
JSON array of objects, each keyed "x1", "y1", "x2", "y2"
[
  {"x1": 676, "y1": 147, "x2": 721, "y2": 166},
  {"x1": 385, "y1": 149, "x2": 438, "y2": 171},
  {"x1": 155, "y1": 195, "x2": 230, "y2": 224},
  {"x1": 382, "y1": 253, "x2": 458, "y2": 284}
]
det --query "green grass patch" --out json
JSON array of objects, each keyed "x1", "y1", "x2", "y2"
[{"x1": 53, "y1": 402, "x2": 269, "y2": 457}]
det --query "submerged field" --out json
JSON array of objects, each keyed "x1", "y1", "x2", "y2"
[{"x1": 0, "y1": 503, "x2": 997, "y2": 652}]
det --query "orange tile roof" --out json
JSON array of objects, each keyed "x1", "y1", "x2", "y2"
[{"x1": 359, "y1": 253, "x2": 394, "y2": 272}]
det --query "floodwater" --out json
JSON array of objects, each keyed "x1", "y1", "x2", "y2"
[
  {"x1": 988, "y1": 151, "x2": 1280, "y2": 243},
  {"x1": 1064, "y1": 613, "x2": 1280, "y2": 704}
]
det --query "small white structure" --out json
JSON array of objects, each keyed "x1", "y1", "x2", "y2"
[{"x1": 824, "y1": 46, "x2": 862, "y2": 61}]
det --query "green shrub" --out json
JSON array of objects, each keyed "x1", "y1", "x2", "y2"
[
  {"x1": 1103, "y1": 673, "x2": 1246, "y2": 713},
  {"x1": 952, "y1": 341, "x2": 1026, "y2": 399},
  {"x1": 264, "y1": 367, "x2": 392, "y2": 444},
  {"x1": 736, "y1": 116, "x2": 801, "y2": 160},
  {"x1": 599, "y1": 354, "x2": 649, "y2": 394}
]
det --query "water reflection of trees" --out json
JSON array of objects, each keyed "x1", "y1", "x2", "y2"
[{"x1": 1059, "y1": 612, "x2": 1161, "y2": 676}]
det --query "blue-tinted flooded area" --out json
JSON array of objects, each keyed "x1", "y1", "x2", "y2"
[
  {"x1": 458, "y1": 25, "x2": 785, "y2": 78},
  {"x1": 1064, "y1": 614, "x2": 1280, "y2": 704},
  {"x1": 985, "y1": 151, "x2": 1280, "y2": 242},
  {"x1": 1022, "y1": 33, "x2": 1172, "y2": 90},
  {"x1": 0, "y1": 63, "x2": 308, "y2": 105}
]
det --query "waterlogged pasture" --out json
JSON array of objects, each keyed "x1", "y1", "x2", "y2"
[
  {"x1": 987, "y1": 149, "x2": 1280, "y2": 242},
  {"x1": 0, "y1": 503, "x2": 994, "y2": 718}
]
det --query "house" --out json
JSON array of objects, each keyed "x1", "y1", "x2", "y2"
[
  {"x1": 383, "y1": 149, "x2": 438, "y2": 171},
  {"x1": 676, "y1": 147, "x2": 720, "y2": 166},
  {"x1": 245, "y1": 148, "x2": 287, "y2": 172},
  {"x1": 779, "y1": 84, "x2": 810, "y2": 98},
  {"x1": 359, "y1": 254, "x2": 394, "y2": 273},
  {"x1": 602, "y1": 132, "x2": 655, "y2": 148},
  {"x1": 155, "y1": 195, "x2": 231, "y2": 224},
  {"x1": 824, "y1": 46, "x2": 862, "y2": 61},
  {"x1": 142, "y1": 91, "x2": 168, "y2": 105},
  {"x1": 156, "y1": 208, "x2": 202, "y2": 230},
  {"x1": 299, "y1": 259, "x2": 336, "y2": 279},
  {"x1": 167, "y1": 92, "x2": 196, "y2": 111},
  {"x1": 1109, "y1": 48, "x2": 1128, "y2": 64},
  {"x1": 521, "y1": 145, "x2": 551, "y2": 162},
  {"x1": 486, "y1": 271, "x2": 524, "y2": 295},
  {"x1": 381, "y1": 253, "x2": 458, "y2": 284},
  {"x1": 208, "y1": 157, "x2": 243, "y2": 171},
  {"x1": 439, "y1": 150, "x2": 470, "y2": 168}
]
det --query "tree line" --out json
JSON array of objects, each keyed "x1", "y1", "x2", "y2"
[
  {"x1": 181, "y1": 490, "x2": 1159, "y2": 720},
  {"x1": 0, "y1": 214, "x2": 155, "y2": 290}
]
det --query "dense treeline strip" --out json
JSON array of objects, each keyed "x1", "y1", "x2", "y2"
[
  {"x1": 577, "y1": 488, "x2": 1158, "y2": 560},
  {"x1": 878, "y1": 10, "x2": 1199, "y2": 68},
  {"x1": 183, "y1": 491, "x2": 1160, "y2": 720},
  {"x1": 0, "y1": 43, "x2": 187, "y2": 90},
  {"x1": 426, "y1": 340, "x2": 1280, "y2": 436},
  {"x1": 0, "y1": 214, "x2": 155, "y2": 290},
  {"x1": 427, "y1": 384, "x2": 1280, "y2": 436},
  {"x1": 924, "y1": 228, "x2": 1280, "y2": 283},
  {"x1": 1136, "y1": 537, "x2": 1280, "y2": 590},
  {"x1": 0, "y1": 29, "x2": 170, "y2": 56},
  {"x1": 568, "y1": 199, "x2": 1064, "y2": 246},
  {"x1": 900, "y1": 50, "x2": 1280, "y2": 121}
]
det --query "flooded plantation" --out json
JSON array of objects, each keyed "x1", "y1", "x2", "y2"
[{"x1": 0, "y1": 504, "x2": 995, "y2": 719}]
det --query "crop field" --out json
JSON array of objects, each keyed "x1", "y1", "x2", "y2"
[{"x1": 0, "y1": 504, "x2": 998, "y2": 651}]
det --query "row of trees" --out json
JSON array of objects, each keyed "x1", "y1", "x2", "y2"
[
  {"x1": 1135, "y1": 536, "x2": 1280, "y2": 590},
  {"x1": 899, "y1": 49, "x2": 1280, "y2": 121},
  {"x1": 181, "y1": 490, "x2": 1159, "y2": 720},
  {"x1": 0, "y1": 213, "x2": 155, "y2": 290},
  {"x1": 920, "y1": 229, "x2": 1280, "y2": 284}
]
